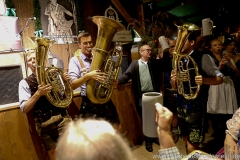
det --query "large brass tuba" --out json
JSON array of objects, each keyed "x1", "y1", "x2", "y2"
[
  {"x1": 86, "y1": 16, "x2": 125, "y2": 104},
  {"x1": 172, "y1": 21, "x2": 200, "y2": 100},
  {"x1": 30, "y1": 37, "x2": 73, "y2": 108}
]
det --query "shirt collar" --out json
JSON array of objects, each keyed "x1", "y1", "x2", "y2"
[
  {"x1": 80, "y1": 53, "x2": 93, "y2": 61},
  {"x1": 139, "y1": 58, "x2": 148, "y2": 64}
]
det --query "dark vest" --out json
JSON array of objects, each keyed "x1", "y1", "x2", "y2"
[
  {"x1": 25, "y1": 74, "x2": 67, "y2": 122},
  {"x1": 177, "y1": 51, "x2": 210, "y2": 108}
]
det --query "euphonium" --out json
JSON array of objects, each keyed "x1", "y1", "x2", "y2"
[
  {"x1": 172, "y1": 21, "x2": 200, "y2": 100},
  {"x1": 86, "y1": 16, "x2": 125, "y2": 104},
  {"x1": 30, "y1": 37, "x2": 73, "y2": 108}
]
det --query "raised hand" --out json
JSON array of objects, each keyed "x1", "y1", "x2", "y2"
[{"x1": 155, "y1": 103, "x2": 173, "y2": 133}]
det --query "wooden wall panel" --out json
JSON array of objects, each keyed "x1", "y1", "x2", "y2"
[{"x1": 0, "y1": 109, "x2": 38, "y2": 160}]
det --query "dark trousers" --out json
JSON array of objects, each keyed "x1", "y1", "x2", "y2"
[{"x1": 79, "y1": 96, "x2": 120, "y2": 125}]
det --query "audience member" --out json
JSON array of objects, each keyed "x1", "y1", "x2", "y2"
[
  {"x1": 118, "y1": 44, "x2": 162, "y2": 152},
  {"x1": 207, "y1": 39, "x2": 238, "y2": 152},
  {"x1": 223, "y1": 38, "x2": 240, "y2": 107},
  {"x1": 225, "y1": 107, "x2": 240, "y2": 151},
  {"x1": 56, "y1": 103, "x2": 182, "y2": 160},
  {"x1": 56, "y1": 119, "x2": 133, "y2": 160},
  {"x1": 155, "y1": 103, "x2": 181, "y2": 159},
  {"x1": 162, "y1": 38, "x2": 178, "y2": 135}
]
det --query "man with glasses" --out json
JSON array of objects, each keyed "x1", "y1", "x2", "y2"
[
  {"x1": 118, "y1": 44, "x2": 162, "y2": 152},
  {"x1": 68, "y1": 31, "x2": 120, "y2": 131}
]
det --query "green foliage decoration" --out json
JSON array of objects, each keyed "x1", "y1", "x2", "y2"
[{"x1": 33, "y1": 0, "x2": 42, "y2": 31}]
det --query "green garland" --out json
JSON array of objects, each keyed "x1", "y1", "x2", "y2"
[
  {"x1": 33, "y1": 0, "x2": 42, "y2": 31},
  {"x1": 75, "y1": 0, "x2": 84, "y2": 31}
]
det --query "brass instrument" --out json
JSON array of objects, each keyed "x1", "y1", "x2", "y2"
[
  {"x1": 173, "y1": 21, "x2": 200, "y2": 100},
  {"x1": 30, "y1": 37, "x2": 73, "y2": 108},
  {"x1": 86, "y1": 16, "x2": 125, "y2": 104}
]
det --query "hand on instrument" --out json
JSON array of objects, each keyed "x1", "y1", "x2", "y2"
[
  {"x1": 170, "y1": 70, "x2": 177, "y2": 89},
  {"x1": 170, "y1": 70, "x2": 176, "y2": 82},
  {"x1": 195, "y1": 75, "x2": 203, "y2": 85},
  {"x1": 155, "y1": 103, "x2": 173, "y2": 133},
  {"x1": 37, "y1": 84, "x2": 52, "y2": 96},
  {"x1": 62, "y1": 72, "x2": 71, "y2": 82},
  {"x1": 87, "y1": 69, "x2": 107, "y2": 83}
]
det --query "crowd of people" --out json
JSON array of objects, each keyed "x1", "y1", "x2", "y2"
[
  {"x1": 159, "y1": 32, "x2": 240, "y2": 156},
  {"x1": 18, "y1": 27, "x2": 240, "y2": 159}
]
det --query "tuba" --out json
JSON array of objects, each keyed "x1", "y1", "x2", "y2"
[
  {"x1": 86, "y1": 16, "x2": 125, "y2": 104},
  {"x1": 172, "y1": 21, "x2": 200, "y2": 100},
  {"x1": 30, "y1": 37, "x2": 73, "y2": 108}
]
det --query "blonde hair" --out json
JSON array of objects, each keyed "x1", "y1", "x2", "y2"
[{"x1": 56, "y1": 119, "x2": 134, "y2": 160}]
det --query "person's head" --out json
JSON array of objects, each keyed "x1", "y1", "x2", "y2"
[
  {"x1": 157, "y1": 47, "x2": 163, "y2": 59},
  {"x1": 77, "y1": 32, "x2": 93, "y2": 57},
  {"x1": 139, "y1": 44, "x2": 152, "y2": 62},
  {"x1": 169, "y1": 39, "x2": 176, "y2": 56},
  {"x1": 223, "y1": 38, "x2": 237, "y2": 54},
  {"x1": 181, "y1": 31, "x2": 197, "y2": 54},
  {"x1": 26, "y1": 49, "x2": 36, "y2": 72},
  {"x1": 56, "y1": 119, "x2": 133, "y2": 160},
  {"x1": 209, "y1": 39, "x2": 223, "y2": 54}
]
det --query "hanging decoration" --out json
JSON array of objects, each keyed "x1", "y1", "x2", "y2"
[
  {"x1": 128, "y1": 11, "x2": 172, "y2": 56},
  {"x1": 5, "y1": 0, "x2": 16, "y2": 17},
  {"x1": 5, "y1": 8, "x2": 16, "y2": 17},
  {"x1": 34, "y1": 30, "x2": 43, "y2": 37}
]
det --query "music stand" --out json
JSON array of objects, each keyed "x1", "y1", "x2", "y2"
[{"x1": 16, "y1": 18, "x2": 35, "y2": 76}]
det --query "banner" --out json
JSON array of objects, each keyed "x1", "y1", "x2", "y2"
[{"x1": 0, "y1": 16, "x2": 22, "y2": 51}]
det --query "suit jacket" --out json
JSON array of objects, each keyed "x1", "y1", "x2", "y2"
[{"x1": 118, "y1": 58, "x2": 162, "y2": 105}]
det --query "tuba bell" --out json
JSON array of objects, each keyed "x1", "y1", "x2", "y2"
[
  {"x1": 30, "y1": 37, "x2": 73, "y2": 108},
  {"x1": 172, "y1": 21, "x2": 200, "y2": 100},
  {"x1": 86, "y1": 16, "x2": 126, "y2": 104}
]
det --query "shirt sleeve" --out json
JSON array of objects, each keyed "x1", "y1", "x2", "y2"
[
  {"x1": 158, "y1": 147, "x2": 182, "y2": 160},
  {"x1": 18, "y1": 79, "x2": 31, "y2": 112},
  {"x1": 68, "y1": 56, "x2": 81, "y2": 83},
  {"x1": 201, "y1": 54, "x2": 224, "y2": 77}
]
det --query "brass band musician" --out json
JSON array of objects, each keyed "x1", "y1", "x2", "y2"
[
  {"x1": 18, "y1": 50, "x2": 72, "y2": 160},
  {"x1": 170, "y1": 32, "x2": 224, "y2": 153}
]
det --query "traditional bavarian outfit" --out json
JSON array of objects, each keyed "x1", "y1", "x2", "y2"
[
  {"x1": 176, "y1": 50, "x2": 223, "y2": 146},
  {"x1": 19, "y1": 74, "x2": 71, "y2": 150}
]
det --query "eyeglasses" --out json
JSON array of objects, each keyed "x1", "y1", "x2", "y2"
[{"x1": 142, "y1": 49, "x2": 152, "y2": 52}]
